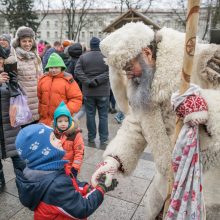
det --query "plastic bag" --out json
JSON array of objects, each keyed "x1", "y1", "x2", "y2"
[{"x1": 9, "y1": 91, "x2": 32, "y2": 127}]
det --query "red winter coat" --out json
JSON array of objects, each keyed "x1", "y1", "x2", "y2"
[
  {"x1": 37, "y1": 72, "x2": 82, "y2": 126},
  {"x1": 55, "y1": 124, "x2": 84, "y2": 173}
]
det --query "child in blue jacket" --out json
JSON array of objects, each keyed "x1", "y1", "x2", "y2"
[{"x1": 15, "y1": 123, "x2": 118, "y2": 220}]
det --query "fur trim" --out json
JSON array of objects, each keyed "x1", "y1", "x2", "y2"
[
  {"x1": 103, "y1": 113, "x2": 146, "y2": 175},
  {"x1": 150, "y1": 28, "x2": 185, "y2": 103},
  {"x1": 109, "y1": 65, "x2": 131, "y2": 114},
  {"x1": 100, "y1": 22, "x2": 154, "y2": 69},
  {"x1": 191, "y1": 45, "x2": 220, "y2": 89},
  {"x1": 4, "y1": 55, "x2": 16, "y2": 64},
  {"x1": 184, "y1": 111, "x2": 208, "y2": 123},
  {"x1": 12, "y1": 26, "x2": 36, "y2": 50},
  {"x1": 200, "y1": 89, "x2": 220, "y2": 171}
]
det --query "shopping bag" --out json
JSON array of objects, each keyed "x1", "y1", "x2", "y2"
[{"x1": 9, "y1": 91, "x2": 32, "y2": 127}]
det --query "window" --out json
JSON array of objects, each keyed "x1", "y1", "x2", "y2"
[
  {"x1": 37, "y1": 31, "x2": 41, "y2": 39},
  {"x1": 90, "y1": 32, "x2": 93, "y2": 38},
  {"x1": 98, "y1": 32, "x2": 102, "y2": 39},
  {"x1": 55, "y1": 20, "x2": 58, "y2": 27},
  {"x1": 89, "y1": 20, "x2": 93, "y2": 27},
  {"x1": 55, "y1": 31, "x2": 58, "y2": 38},
  {"x1": 46, "y1": 21, "x2": 50, "y2": 27},
  {"x1": 47, "y1": 31, "x2": 50, "y2": 38},
  {"x1": 98, "y1": 20, "x2": 103, "y2": 26},
  {"x1": 66, "y1": 31, "x2": 69, "y2": 38},
  {"x1": 81, "y1": 32, "x2": 85, "y2": 38}
]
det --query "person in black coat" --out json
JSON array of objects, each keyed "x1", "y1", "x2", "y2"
[
  {"x1": 0, "y1": 40, "x2": 25, "y2": 192},
  {"x1": 75, "y1": 37, "x2": 110, "y2": 147}
]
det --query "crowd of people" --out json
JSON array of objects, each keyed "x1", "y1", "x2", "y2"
[
  {"x1": 0, "y1": 25, "x2": 122, "y2": 219},
  {"x1": 1, "y1": 21, "x2": 219, "y2": 220}
]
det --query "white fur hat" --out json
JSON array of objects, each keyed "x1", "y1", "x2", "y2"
[{"x1": 100, "y1": 22, "x2": 154, "y2": 69}]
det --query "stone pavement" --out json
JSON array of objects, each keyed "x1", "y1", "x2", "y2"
[{"x1": 0, "y1": 113, "x2": 156, "y2": 220}]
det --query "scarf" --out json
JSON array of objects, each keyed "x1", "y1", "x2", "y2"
[
  {"x1": 166, "y1": 84, "x2": 206, "y2": 220},
  {"x1": 15, "y1": 47, "x2": 36, "y2": 60}
]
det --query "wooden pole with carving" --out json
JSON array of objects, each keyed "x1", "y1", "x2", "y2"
[{"x1": 163, "y1": 0, "x2": 201, "y2": 218}]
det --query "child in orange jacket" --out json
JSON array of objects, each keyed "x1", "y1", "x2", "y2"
[{"x1": 53, "y1": 101, "x2": 84, "y2": 177}]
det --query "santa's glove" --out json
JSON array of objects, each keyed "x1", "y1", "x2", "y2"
[
  {"x1": 96, "y1": 174, "x2": 118, "y2": 193},
  {"x1": 91, "y1": 156, "x2": 120, "y2": 187},
  {"x1": 176, "y1": 95, "x2": 208, "y2": 126}
]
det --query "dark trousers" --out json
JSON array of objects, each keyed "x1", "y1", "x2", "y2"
[
  {"x1": 84, "y1": 96, "x2": 109, "y2": 143},
  {"x1": 109, "y1": 90, "x2": 116, "y2": 109}
]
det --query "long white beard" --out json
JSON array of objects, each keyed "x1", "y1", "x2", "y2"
[{"x1": 128, "y1": 58, "x2": 155, "y2": 112}]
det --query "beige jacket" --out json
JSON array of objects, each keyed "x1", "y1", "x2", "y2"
[{"x1": 15, "y1": 47, "x2": 43, "y2": 122}]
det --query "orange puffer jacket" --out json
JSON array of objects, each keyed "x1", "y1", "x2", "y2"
[
  {"x1": 54, "y1": 125, "x2": 84, "y2": 173},
  {"x1": 37, "y1": 72, "x2": 82, "y2": 126}
]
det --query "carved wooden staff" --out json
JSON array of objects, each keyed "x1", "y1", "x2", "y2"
[{"x1": 163, "y1": 0, "x2": 201, "y2": 218}]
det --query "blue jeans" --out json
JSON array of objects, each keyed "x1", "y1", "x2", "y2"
[{"x1": 84, "y1": 96, "x2": 109, "y2": 143}]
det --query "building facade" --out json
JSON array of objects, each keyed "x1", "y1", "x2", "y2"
[{"x1": 0, "y1": 8, "x2": 215, "y2": 47}]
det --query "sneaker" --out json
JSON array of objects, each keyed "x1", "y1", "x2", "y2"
[
  {"x1": 100, "y1": 139, "x2": 109, "y2": 146},
  {"x1": 88, "y1": 139, "x2": 95, "y2": 144},
  {"x1": 114, "y1": 114, "x2": 122, "y2": 124}
]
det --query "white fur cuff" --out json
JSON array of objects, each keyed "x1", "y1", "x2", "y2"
[{"x1": 184, "y1": 111, "x2": 208, "y2": 124}]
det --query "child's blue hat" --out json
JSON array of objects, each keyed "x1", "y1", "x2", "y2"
[
  {"x1": 15, "y1": 123, "x2": 67, "y2": 171},
  {"x1": 53, "y1": 101, "x2": 73, "y2": 130}
]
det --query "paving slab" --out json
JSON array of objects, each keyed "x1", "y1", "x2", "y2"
[
  {"x1": 0, "y1": 192, "x2": 23, "y2": 219},
  {"x1": 84, "y1": 150, "x2": 104, "y2": 166},
  {"x1": 78, "y1": 162, "x2": 96, "y2": 183},
  {"x1": 83, "y1": 146, "x2": 99, "y2": 160},
  {"x1": 89, "y1": 195, "x2": 137, "y2": 220},
  {"x1": 4, "y1": 178, "x2": 18, "y2": 197},
  {"x1": 131, "y1": 205, "x2": 147, "y2": 220},
  {"x1": 2, "y1": 160, "x2": 16, "y2": 183},
  {"x1": 10, "y1": 208, "x2": 33, "y2": 220},
  {"x1": 132, "y1": 159, "x2": 155, "y2": 180},
  {"x1": 107, "y1": 174, "x2": 151, "y2": 204}
]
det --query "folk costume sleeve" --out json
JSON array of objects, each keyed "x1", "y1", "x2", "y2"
[
  {"x1": 103, "y1": 113, "x2": 147, "y2": 175},
  {"x1": 139, "y1": 106, "x2": 172, "y2": 177}
]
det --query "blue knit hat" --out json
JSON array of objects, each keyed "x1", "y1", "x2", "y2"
[
  {"x1": 15, "y1": 124, "x2": 68, "y2": 171},
  {"x1": 90, "y1": 37, "x2": 100, "y2": 50},
  {"x1": 53, "y1": 101, "x2": 73, "y2": 130}
]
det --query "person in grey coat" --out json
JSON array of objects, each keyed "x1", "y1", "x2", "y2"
[
  {"x1": 0, "y1": 41, "x2": 25, "y2": 192},
  {"x1": 75, "y1": 37, "x2": 110, "y2": 147}
]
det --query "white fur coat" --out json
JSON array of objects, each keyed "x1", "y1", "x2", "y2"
[{"x1": 103, "y1": 27, "x2": 220, "y2": 176}]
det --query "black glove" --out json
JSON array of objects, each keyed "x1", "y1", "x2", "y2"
[
  {"x1": 97, "y1": 174, "x2": 118, "y2": 193},
  {"x1": 88, "y1": 79, "x2": 99, "y2": 88},
  {"x1": 71, "y1": 167, "x2": 78, "y2": 178},
  {"x1": 6, "y1": 70, "x2": 20, "y2": 97}
]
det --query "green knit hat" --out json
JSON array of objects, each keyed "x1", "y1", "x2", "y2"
[{"x1": 45, "y1": 53, "x2": 67, "y2": 71}]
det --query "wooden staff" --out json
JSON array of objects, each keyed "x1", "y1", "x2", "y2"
[{"x1": 163, "y1": 0, "x2": 201, "y2": 218}]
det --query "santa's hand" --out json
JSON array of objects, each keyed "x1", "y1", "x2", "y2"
[{"x1": 91, "y1": 156, "x2": 120, "y2": 187}]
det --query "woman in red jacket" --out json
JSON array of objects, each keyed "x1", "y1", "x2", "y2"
[{"x1": 38, "y1": 53, "x2": 82, "y2": 126}]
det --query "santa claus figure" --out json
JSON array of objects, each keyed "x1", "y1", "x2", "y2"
[{"x1": 91, "y1": 22, "x2": 220, "y2": 219}]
